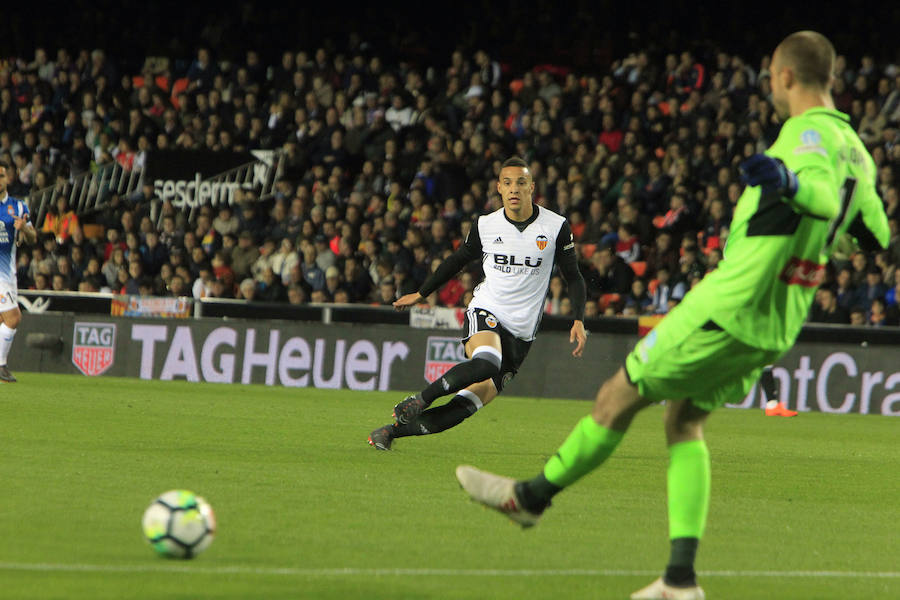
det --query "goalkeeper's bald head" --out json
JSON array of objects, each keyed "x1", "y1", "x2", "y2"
[{"x1": 774, "y1": 31, "x2": 836, "y2": 91}]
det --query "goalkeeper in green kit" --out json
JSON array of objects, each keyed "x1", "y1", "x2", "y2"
[{"x1": 456, "y1": 31, "x2": 889, "y2": 600}]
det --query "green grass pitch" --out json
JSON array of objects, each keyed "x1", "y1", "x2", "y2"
[{"x1": 1, "y1": 373, "x2": 897, "y2": 599}]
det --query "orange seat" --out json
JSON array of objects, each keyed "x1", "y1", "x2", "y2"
[
  {"x1": 648, "y1": 278, "x2": 659, "y2": 295},
  {"x1": 82, "y1": 223, "x2": 105, "y2": 240},
  {"x1": 132, "y1": 75, "x2": 145, "y2": 88},
  {"x1": 509, "y1": 79, "x2": 524, "y2": 96},
  {"x1": 170, "y1": 77, "x2": 190, "y2": 109},
  {"x1": 630, "y1": 261, "x2": 647, "y2": 277},
  {"x1": 599, "y1": 293, "x2": 621, "y2": 312},
  {"x1": 580, "y1": 243, "x2": 597, "y2": 260},
  {"x1": 172, "y1": 77, "x2": 189, "y2": 95}
]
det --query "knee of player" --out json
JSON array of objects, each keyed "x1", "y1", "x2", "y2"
[{"x1": 470, "y1": 345, "x2": 502, "y2": 379}]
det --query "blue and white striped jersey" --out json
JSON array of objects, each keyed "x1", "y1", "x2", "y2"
[{"x1": 0, "y1": 195, "x2": 29, "y2": 286}]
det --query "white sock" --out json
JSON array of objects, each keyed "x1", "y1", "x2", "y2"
[
  {"x1": 765, "y1": 399, "x2": 779, "y2": 409},
  {"x1": 0, "y1": 323, "x2": 16, "y2": 366}
]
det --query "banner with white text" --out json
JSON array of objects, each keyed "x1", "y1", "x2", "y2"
[{"x1": 10, "y1": 314, "x2": 900, "y2": 415}]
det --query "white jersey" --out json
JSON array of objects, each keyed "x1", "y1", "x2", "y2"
[
  {"x1": 0, "y1": 194, "x2": 28, "y2": 287},
  {"x1": 470, "y1": 206, "x2": 570, "y2": 340}
]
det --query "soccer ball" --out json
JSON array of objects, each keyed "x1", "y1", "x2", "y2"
[{"x1": 142, "y1": 490, "x2": 216, "y2": 558}]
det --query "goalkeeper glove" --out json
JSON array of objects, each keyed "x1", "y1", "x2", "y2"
[{"x1": 739, "y1": 154, "x2": 799, "y2": 198}]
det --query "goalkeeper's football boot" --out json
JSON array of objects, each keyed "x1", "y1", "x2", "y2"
[
  {"x1": 0, "y1": 365, "x2": 16, "y2": 383},
  {"x1": 455, "y1": 465, "x2": 542, "y2": 528},
  {"x1": 392, "y1": 394, "x2": 426, "y2": 425},
  {"x1": 764, "y1": 401, "x2": 798, "y2": 417},
  {"x1": 367, "y1": 424, "x2": 395, "y2": 451},
  {"x1": 630, "y1": 576, "x2": 705, "y2": 599}
]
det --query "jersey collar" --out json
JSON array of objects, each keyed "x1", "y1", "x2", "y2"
[
  {"x1": 504, "y1": 203, "x2": 540, "y2": 232},
  {"x1": 802, "y1": 106, "x2": 850, "y2": 123}
]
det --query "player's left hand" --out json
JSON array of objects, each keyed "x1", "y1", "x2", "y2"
[
  {"x1": 12, "y1": 216, "x2": 26, "y2": 230},
  {"x1": 570, "y1": 320, "x2": 586, "y2": 357},
  {"x1": 739, "y1": 154, "x2": 798, "y2": 197}
]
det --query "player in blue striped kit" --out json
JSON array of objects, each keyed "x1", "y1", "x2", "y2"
[{"x1": 0, "y1": 160, "x2": 37, "y2": 382}]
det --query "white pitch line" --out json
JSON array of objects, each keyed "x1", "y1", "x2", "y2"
[{"x1": 0, "y1": 563, "x2": 897, "y2": 578}]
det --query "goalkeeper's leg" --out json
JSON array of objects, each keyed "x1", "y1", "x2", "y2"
[{"x1": 661, "y1": 399, "x2": 710, "y2": 590}]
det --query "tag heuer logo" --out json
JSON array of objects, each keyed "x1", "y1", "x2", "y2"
[
  {"x1": 536, "y1": 235, "x2": 548, "y2": 250},
  {"x1": 424, "y1": 336, "x2": 466, "y2": 383},
  {"x1": 72, "y1": 322, "x2": 116, "y2": 376}
]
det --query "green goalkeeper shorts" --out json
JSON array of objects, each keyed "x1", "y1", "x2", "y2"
[{"x1": 624, "y1": 317, "x2": 783, "y2": 413}]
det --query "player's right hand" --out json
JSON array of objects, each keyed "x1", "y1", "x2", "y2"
[{"x1": 393, "y1": 292, "x2": 424, "y2": 311}]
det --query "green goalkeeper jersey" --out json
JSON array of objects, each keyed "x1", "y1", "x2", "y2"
[{"x1": 677, "y1": 107, "x2": 889, "y2": 351}]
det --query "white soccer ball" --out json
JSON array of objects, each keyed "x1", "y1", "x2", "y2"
[{"x1": 142, "y1": 490, "x2": 216, "y2": 558}]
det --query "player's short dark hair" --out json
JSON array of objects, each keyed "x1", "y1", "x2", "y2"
[
  {"x1": 501, "y1": 156, "x2": 529, "y2": 170},
  {"x1": 777, "y1": 31, "x2": 835, "y2": 89}
]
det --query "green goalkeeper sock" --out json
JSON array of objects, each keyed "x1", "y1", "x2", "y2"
[
  {"x1": 667, "y1": 439, "x2": 710, "y2": 539},
  {"x1": 664, "y1": 440, "x2": 710, "y2": 586},
  {"x1": 518, "y1": 416, "x2": 624, "y2": 512}
]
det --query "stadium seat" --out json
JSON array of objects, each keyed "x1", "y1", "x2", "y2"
[
  {"x1": 648, "y1": 278, "x2": 659, "y2": 295},
  {"x1": 630, "y1": 261, "x2": 647, "y2": 277},
  {"x1": 580, "y1": 243, "x2": 597, "y2": 260},
  {"x1": 598, "y1": 293, "x2": 621, "y2": 312},
  {"x1": 170, "y1": 77, "x2": 190, "y2": 108},
  {"x1": 82, "y1": 224, "x2": 105, "y2": 240}
]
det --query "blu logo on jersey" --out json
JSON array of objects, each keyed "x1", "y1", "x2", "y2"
[{"x1": 493, "y1": 255, "x2": 543, "y2": 267}]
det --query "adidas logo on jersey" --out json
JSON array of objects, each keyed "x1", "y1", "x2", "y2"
[{"x1": 493, "y1": 236, "x2": 503, "y2": 244}]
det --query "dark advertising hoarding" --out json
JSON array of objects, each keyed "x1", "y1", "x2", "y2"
[{"x1": 11, "y1": 314, "x2": 900, "y2": 416}]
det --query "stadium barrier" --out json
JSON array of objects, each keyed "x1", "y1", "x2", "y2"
[
  {"x1": 24, "y1": 149, "x2": 284, "y2": 230},
  {"x1": 27, "y1": 161, "x2": 143, "y2": 228},
  {"x1": 11, "y1": 308, "x2": 900, "y2": 416}
]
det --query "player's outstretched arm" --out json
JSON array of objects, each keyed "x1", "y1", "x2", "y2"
[
  {"x1": 393, "y1": 292, "x2": 424, "y2": 310},
  {"x1": 398, "y1": 217, "x2": 483, "y2": 311},
  {"x1": 847, "y1": 181, "x2": 890, "y2": 252}
]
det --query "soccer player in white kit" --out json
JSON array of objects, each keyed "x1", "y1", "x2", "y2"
[
  {"x1": 368, "y1": 157, "x2": 587, "y2": 450},
  {"x1": 0, "y1": 160, "x2": 37, "y2": 382}
]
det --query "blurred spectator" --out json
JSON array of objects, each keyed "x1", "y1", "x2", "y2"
[
  {"x1": 42, "y1": 198, "x2": 79, "y2": 244},
  {"x1": 849, "y1": 306, "x2": 867, "y2": 326},
  {"x1": 586, "y1": 244, "x2": 634, "y2": 297},
  {"x1": 810, "y1": 287, "x2": 850, "y2": 324},
  {"x1": 649, "y1": 266, "x2": 686, "y2": 314},
  {"x1": 624, "y1": 278, "x2": 653, "y2": 314},
  {"x1": 855, "y1": 264, "x2": 889, "y2": 310}
]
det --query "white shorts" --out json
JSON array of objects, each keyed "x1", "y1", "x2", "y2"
[{"x1": 0, "y1": 281, "x2": 17, "y2": 314}]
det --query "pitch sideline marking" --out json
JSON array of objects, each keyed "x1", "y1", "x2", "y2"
[{"x1": 0, "y1": 563, "x2": 897, "y2": 578}]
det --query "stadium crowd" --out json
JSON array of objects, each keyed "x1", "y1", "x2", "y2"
[{"x1": 2, "y1": 39, "x2": 900, "y2": 326}]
